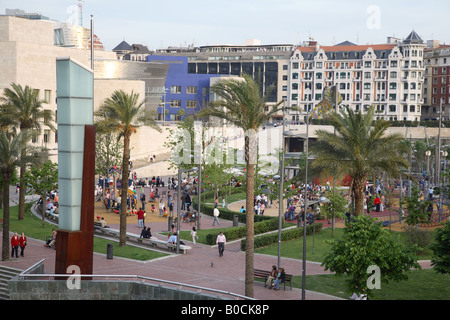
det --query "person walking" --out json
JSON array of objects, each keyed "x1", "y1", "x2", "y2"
[
  {"x1": 212, "y1": 207, "x2": 220, "y2": 226},
  {"x1": 19, "y1": 232, "x2": 27, "y2": 257},
  {"x1": 190, "y1": 227, "x2": 197, "y2": 245},
  {"x1": 11, "y1": 233, "x2": 19, "y2": 258},
  {"x1": 216, "y1": 231, "x2": 226, "y2": 257}
]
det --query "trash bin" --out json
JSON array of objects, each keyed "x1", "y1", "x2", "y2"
[
  {"x1": 233, "y1": 215, "x2": 239, "y2": 227},
  {"x1": 107, "y1": 243, "x2": 113, "y2": 260}
]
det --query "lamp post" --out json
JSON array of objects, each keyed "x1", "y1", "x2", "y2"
[
  {"x1": 426, "y1": 150, "x2": 431, "y2": 188},
  {"x1": 301, "y1": 106, "x2": 310, "y2": 301}
]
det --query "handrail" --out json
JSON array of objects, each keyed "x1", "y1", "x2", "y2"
[{"x1": 18, "y1": 269, "x2": 254, "y2": 300}]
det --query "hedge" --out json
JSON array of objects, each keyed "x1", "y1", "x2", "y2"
[
  {"x1": 205, "y1": 217, "x2": 279, "y2": 245},
  {"x1": 240, "y1": 223, "x2": 323, "y2": 251}
]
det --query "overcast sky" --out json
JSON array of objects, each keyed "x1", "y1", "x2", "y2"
[{"x1": 1, "y1": 0, "x2": 449, "y2": 51}]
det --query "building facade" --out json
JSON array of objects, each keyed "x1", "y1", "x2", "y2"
[
  {"x1": 154, "y1": 42, "x2": 294, "y2": 118},
  {"x1": 288, "y1": 31, "x2": 426, "y2": 122},
  {"x1": 146, "y1": 55, "x2": 220, "y2": 122},
  {"x1": 422, "y1": 45, "x2": 450, "y2": 121}
]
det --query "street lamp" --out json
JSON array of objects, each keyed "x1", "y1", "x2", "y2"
[
  {"x1": 176, "y1": 164, "x2": 198, "y2": 254},
  {"x1": 301, "y1": 105, "x2": 310, "y2": 301},
  {"x1": 426, "y1": 150, "x2": 431, "y2": 187}
]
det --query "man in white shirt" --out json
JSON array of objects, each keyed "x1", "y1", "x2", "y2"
[
  {"x1": 216, "y1": 232, "x2": 226, "y2": 257},
  {"x1": 212, "y1": 207, "x2": 220, "y2": 226}
]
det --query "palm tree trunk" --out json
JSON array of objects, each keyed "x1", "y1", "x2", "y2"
[
  {"x1": 353, "y1": 178, "x2": 366, "y2": 216},
  {"x1": 18, "y1": 148, "x2": 26, "y2": 220},
  {"x1": 119, "y1": 134, "x2": 131, "y2": 246},
  {"x1": 245, "y1": 162, "x2": 255, "y2": 298},
  {"x1": 244, "y1": 133, "x2": 257, "y2": 298},
  {"x1": 2, "y1": 174, "x2": 11, "y2": 261}
]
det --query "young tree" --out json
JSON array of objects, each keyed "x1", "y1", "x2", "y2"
[
  {"x1": 322, "y1": 214, "x2": 421, "y2": 298},
  {"x1": 0, "y1": 83, "x2": 55, "y2": 221},
  {"x1": 430, "y1": 219, "x2": 450, "y2": 274},
  {"x1": 198, "y1": 74, "x2": 299, "y2": 297},
  {"x1": 21, "y1": 161, "x2": 58, "y2": 227},
  {"x1": 95, "y1": 90, "x2": 161, "y2": 246},
  {"x1": 402, "y1": 184, "x2": 432, "y2": 226},
  {"x1": 320, "y1": 188, "x2": 347, "y2": 237}
]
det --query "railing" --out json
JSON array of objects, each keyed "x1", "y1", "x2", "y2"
[{"x1": 18, "y1": 259, "x2": 253, "y2": 300}]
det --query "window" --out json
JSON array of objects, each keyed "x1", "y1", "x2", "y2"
[
  {"x1": 389, "y1": 105, "x2": 396, "y2": 112},
  {"x1": 44, "y1": 90, "x2": 51, "y2": 104},
  {"x1": 170, "y1": 86, "x2": 181, "y2": 93},
  {"x1": 291, "y1": 94, "x2": 298, "y2": 101},
  {"x1": 43, "y1": 130, "x2": 50, "y2": 144},
  {"x1": 364, "y1": 83, "x2": 371, "y2": 90},
  {"x1": 170, "y1": 100, "x2": 181, "y2": 107},
  {"x1": 186, "y1": 86, "x2": 197, "y2": 94},
  {"x1": 292, "y1": 73, "x2": 299, "y2": 80},
  {"x1": 390, "y1": 71, "x2": 397, "y2": 79},
  {"x1": 364, "y1": 72, "x2": 371, "y2": 79},
  {"x1": 186, "y1": 100, "x2": 197, "y2": 108},
  {"x1": 389, "y1": 83, "x2": 397, "y2": 90}
]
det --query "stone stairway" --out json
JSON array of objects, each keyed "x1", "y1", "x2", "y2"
[{"x1": 0, "y1": 265, "x2": 22, "y2": 300}]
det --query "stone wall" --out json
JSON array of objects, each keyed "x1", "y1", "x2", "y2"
[{"x1": 8, "y1": 278, "x2": 223, "y2": 300}]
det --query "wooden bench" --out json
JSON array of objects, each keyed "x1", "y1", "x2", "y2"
[{"x1": 253, "y1": 268, "x2": 292, "y2": 291}]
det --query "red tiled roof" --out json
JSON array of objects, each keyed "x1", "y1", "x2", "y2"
[{"x1": 295, "y1": 44, "x2": 396, "y2": 52}]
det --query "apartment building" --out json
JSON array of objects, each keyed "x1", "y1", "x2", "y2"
[
  {"x1": 288, "y1": 31, "x2": 426, "y2": 122},
  {"x1": 154, "y1": 41, "x2": 294, "y2": 118},
  {"x1": 422, "y1": 45, "x2": 450, "y2": 121}
]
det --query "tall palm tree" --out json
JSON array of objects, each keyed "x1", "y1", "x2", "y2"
[
  {"x1": 0, "y1": 131, "x2": 29, "y2": 261},
  {"x1": 95, "y1": 90, "x2": 161, "y2": 246},
  {"x1": 198, "y1": 73, "x2": 298, "y2": 298},
  {"x1": 310, "y1": 105, "x2": 409, "y2": 216},
  {"x1": 0, "y1": 83, "x2": 55, "y2": 220}
]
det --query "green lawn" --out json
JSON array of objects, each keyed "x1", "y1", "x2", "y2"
[
  {"x1": 294, "y1": 269, "x2": 450, "y2": 300},
  {"x1": 255, "y1": 225, "x2": 448, "y2": 300},
  {"x1": 2, "y1": 204, "x2": 168, "y2": 261}
]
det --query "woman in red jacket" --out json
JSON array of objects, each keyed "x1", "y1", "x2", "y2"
[
  {"x1": 11, "y1": 233, "x2": 19, "y2": 258},
  {"x1": 19, "y1": 232, "x2": 27, "y2": 257}
]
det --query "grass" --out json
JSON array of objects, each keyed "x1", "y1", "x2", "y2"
[
  {"x1": 255, "y1": 225, "x2": 448, "y2": 300},
  {"x1": 255, "y1": 227, "x2": 345, "y2": 262},
  {"x1": 293, "y1": 269, "x2": 450, "y2": 300},
  {"x1": 1, "y1": 204, "x2": 168, "y2": 261}
]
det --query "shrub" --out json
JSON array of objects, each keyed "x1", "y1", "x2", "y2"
[{"x1": 240, "y1": 223, "x2": 323, "y2": 251}]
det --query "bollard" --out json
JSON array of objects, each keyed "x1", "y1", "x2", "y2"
[
  {"x1": 168, "y1": 216, "x2": 173, "y2": 231},
  {"x1": 233, "y1": 215, "x2": 239, "y2": 227},
  {"x1": 106, "y1": 243, "x2": 113, "y2": 259}
]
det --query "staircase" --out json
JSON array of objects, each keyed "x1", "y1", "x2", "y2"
[{"x1": 0, "y1": 265, "x2": 22, "y2": 300}]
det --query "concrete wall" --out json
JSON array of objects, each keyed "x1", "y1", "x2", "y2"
[{"x1": 8, "y1": 279, "x2": 223, "y2": 300}]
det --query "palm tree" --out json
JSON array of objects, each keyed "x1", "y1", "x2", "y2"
[
  {"x1": 310, "y1": 105, "x2": 409, "y2": 216},
  {"x1": 0, "y1": 131, "x2": 28, "y2": 260},
  {"x1": 0, "y1": 83, "x2": 55, "y2": 220},
  {"x1": 198, "y1": 73, "x2": 298, "y2": 298},
  {"x1": 94, "y1": 90, "x2": 161, "y2": 246}
]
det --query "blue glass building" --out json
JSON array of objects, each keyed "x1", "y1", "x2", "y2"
[{"x1": 146, "y1": 55, "x2": 222, "y2": 122}]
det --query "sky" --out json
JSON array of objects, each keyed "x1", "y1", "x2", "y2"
[{"x1": 1, "y1": 0, "x2": 450, "y2": 51}]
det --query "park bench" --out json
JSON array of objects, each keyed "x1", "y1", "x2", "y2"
[{"x1": 253, "y1": 268, "x2": 292, "y2": 291}]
